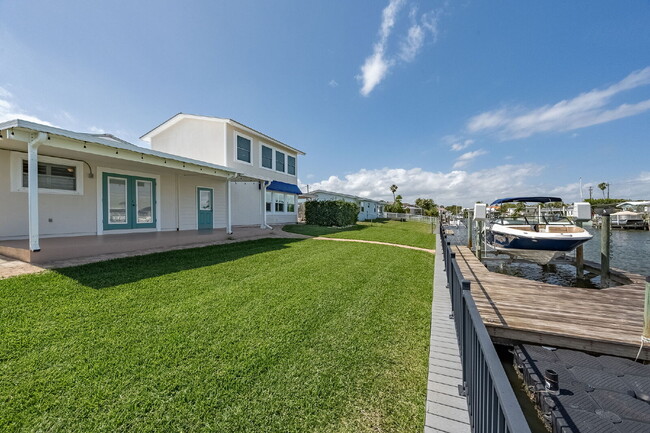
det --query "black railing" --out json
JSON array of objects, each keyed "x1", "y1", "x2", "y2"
[{"x1": 440, "y1": 224, "x2": 531, "y2": 433}]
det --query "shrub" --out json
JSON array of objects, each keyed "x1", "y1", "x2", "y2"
[{"x1": 305, "y1": 200, "x2": 359, "y2": 226}]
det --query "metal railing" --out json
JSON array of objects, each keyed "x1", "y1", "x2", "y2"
[{"x1": 440, "y1": 224, "x2": 531, "y2": 433}]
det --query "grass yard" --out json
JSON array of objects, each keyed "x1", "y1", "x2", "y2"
[
  {"x1": 1, "y1": 237, "x2": 433, "y2": 432},
  {"x1": 283, "y1": 220, "x2": 435, "y2": 249}
]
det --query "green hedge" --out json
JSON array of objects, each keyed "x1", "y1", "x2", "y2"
[{"x1": 305, "y1": 200, "x2": 359, "y2": 226}]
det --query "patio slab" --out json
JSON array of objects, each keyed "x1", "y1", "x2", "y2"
[{"x1": 0, "y1": 226, "x2": 309, "y2": 278}]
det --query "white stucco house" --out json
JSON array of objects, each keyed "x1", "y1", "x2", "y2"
[
  {"x1": 0, "y1": 114, "x2": 304, "y2": 262},
  {"x1": 308, "y1": 190, "x2": 384, "y2": 221}
]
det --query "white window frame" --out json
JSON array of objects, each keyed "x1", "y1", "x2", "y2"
[
  {"x1": 273, "y1": 191, "x2": 285, "y2": 213},
  {"x1": 286, "y1": 194, "x2": 296, "y2": 213},
  {"x1": 275, "y1": 150, "x2": 286, "y2": 173},
  {"x1": 233, "y1": 132, "x2": 253, "y2": 166},
  {"x1": 10, "y1": 151, "x2": 84, "y2": 195},
  {"x1": 287, "y1": 154, "x2": 297, "y2": 177},
  {"x1": 259, "y1": 143, "x2": 275, "y2": 171}
]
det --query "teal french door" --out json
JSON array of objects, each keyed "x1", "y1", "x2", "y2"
[
  {"x1": 102, "y1": 173, "x2": 157, "y2": 230},
  {"x1": 197, "y1": 187, "x2": 214, "y2": 229}
]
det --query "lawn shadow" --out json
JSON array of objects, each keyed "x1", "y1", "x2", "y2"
[{"x1": 55, "y1": 237, "x2": 305, "y2": 290}]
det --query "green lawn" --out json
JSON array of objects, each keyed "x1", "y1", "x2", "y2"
[
  {"x1": 283, "y1": 220, "x2": 435, "y2": 249},
  {"x1": 1, "y1": 237, "x2": 433, "y2": 432}
]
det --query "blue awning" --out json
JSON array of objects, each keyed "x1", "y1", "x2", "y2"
[
  {"x1": 266, "y1": 180, "x2": 302, "y2": 195},
  {"x1": 490, "y1": 196, "x2": 563, "y2": 205}
]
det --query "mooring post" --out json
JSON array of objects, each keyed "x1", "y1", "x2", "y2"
[
  {"x1": 644, "y1": 277, "x2": 650, "y2": 341},
  {"x1": 575, "y1": 221, "x2": 584, "y2": 279},
  {"x1": 477, "y1": 220, "x2": 484, "y2": 262},
  {"x1": 467, "y1": 214, "x2": 473, "y2": 249},
  {"x1": 601, "y1": 213, "x2": 611, "y2": 287}
]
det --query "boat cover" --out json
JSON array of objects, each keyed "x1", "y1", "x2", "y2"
[
  {"x1": 266, "y1": 180, "x2": 302, "y2": 195},
  {"x1": 490, "y1": 196, "x2": 562, "y2": 205}
]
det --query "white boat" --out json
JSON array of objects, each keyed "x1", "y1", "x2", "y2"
[
  {"x1": 485, "y1": 197, "x2": 593, "y2": 265},
  {"x1": 610, "y1": 210, "x2": 646, "y2": 229}
]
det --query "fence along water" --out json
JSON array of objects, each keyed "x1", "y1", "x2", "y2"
[{"x1": 440, "y1": 224, "x2": 531, "y2": 433}]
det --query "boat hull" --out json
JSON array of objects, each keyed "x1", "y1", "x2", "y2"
[{"x1": 486, "y1": 224, "x2": 592, "y2": 265}]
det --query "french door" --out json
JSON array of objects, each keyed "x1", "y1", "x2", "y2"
[{"x1": 102, "y1": 173, "x2": 156, "y2": 230}]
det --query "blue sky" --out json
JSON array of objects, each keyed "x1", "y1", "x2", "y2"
[{"x1": 1, "y1": 0, "x2": 649, "y2": 205}]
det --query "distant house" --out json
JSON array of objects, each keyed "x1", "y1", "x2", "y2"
[
  {"x1": 308, "y1": 190, "x2": 383, "y2": 221},
  {"x1": 0, "y1": 115, "x2": 304, "y2": 260}
]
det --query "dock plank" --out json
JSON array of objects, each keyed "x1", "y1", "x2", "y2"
[{"x1": 450, "y1": 245, "x2": 650, "y2": 360}]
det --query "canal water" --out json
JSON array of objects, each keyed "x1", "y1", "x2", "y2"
[{"x1": 444, "y1": 223, "x2": 650, "y2": 284}]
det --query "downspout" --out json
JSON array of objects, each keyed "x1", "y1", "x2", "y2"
[
  {"x1": 261, "y1": 181, "x2": 272, "y2": 229},
  {"x1": 226, "y1": 175, "x2": 233, "y2": 234},
  {"x1": 28, "y1": 132, "x2": 48, "y2": 251}
]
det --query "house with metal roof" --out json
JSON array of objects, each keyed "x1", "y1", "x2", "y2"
[{"x1": 0, "y1": 115, "x2": 304, "y2": 262}]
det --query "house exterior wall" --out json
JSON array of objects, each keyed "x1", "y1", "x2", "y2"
[
  {"x1": 150, "y1": 118, "x2": 226, "y2": 166},
  {"x1": 225, "y1": 124, "x2": 299, "y2": 185},
  {"x1": 231, "y1": 182, "x2": 262, "y2": 226},
  {"x1": 0, "y1": 145, "x2": 228, "y2": 240}
]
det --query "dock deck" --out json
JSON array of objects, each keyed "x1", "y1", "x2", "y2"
[{"x1": 451, "y1": 245, "x2": 650, "y2": 361}]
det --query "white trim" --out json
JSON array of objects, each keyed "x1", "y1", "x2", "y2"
[
  {"x1": 10, "y1": 151, "x2": 84, "y2": 195},
  {"x1": 96, "y1": 167, "x2": 162, "y2": 235},
  {"x1": 259, "y1": 142, "x2": 275, "y2": 171},
  {"x1": 274, "y1": 149, "x2": 286, "y2": 174},
  {"x1": 233, "y1": 132, "x2": 253, "y2": 166}
]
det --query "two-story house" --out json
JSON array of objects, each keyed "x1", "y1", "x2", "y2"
[{"x1": 0, "y1": 115, "x2": 304, "y2": 263}]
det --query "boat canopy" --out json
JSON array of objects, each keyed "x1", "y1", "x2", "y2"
[
  {"x1": 616, "y1": 201, "x2": 650, "y2": 208},
  {"x1": 490, "y1": 196, "x2": 563, "y2": 205}
]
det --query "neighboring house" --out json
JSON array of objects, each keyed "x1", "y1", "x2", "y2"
[
  {"x1": 308, "y1": 190, "x2": 383, "y2": 221},
  {"x1": 0, "y1": 115, "x2": 304, "y2": 258}
]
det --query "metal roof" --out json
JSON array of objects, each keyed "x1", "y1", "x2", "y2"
[
  {"x1": 309, "y1": 189, "x2": 383, "y2": 203},
  {"x1": 0, "y1": 119, "x2": 239, "y2": 176}
]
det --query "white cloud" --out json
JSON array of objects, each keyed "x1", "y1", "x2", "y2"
[
  {"x1": 358, "y1": 1, "x2": 440, "y2": 96},
  {"x1": 399, "y1": 9, "x2": 438, "y2": 62},
  {"x1": 467, "y1": 66, "x2": 650, "y2": 139},
  {"x1": 450, "y1": 139, "x2": 474, "y2": 151},
  {"x1": 0, "y1": 89, "x2": 53, "y2": 126},
  {"x1": 453, "y1": 149, "x2": 487, "y2": 168},
  {"x1": 306, "y1": 163, "x2": 545, "y2": 206},
  {"x1": 328, "y1": 79, "x2": 339, "y2": 88}
]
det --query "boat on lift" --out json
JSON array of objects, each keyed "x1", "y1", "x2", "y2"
[{"x1": 485, "y1": 196, "x2": 593, "y2": 265}]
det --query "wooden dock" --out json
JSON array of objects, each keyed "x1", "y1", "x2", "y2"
[{"x1": 452, "y1": 245, "x2": 650, "y2": 360}]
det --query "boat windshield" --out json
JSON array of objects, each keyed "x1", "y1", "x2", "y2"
[{"x1": 490, "y1": 207, "x2": 574, "y2": 225}]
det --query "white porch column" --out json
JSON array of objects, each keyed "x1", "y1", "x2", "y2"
[
  {"x1": 260, "y1": 181, "x2": 267, "y2": 229},
  {"x1": 28, "y1": 132, "x2": 48, "y2": 251},
  {"x1": 226, "y1": 178, "x2": 232, "y2": 234}
]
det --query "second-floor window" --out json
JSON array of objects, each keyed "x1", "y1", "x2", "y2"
[
  {"x1": 276, "y1": 151, "x2": 285, "y2": 172},
  {"x1": 287, "y1": 155, "x2": 296, "y2": 175},
  {"x1": 236, "y1": 135, "x2": 251, "y2": 163},
  {"x1": 262, "y1": 145, "x2": 273, "y2": 169}
]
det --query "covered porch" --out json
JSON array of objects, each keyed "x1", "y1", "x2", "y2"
[{"x1": 0, "y1": 226, "x2": 304, "y2": 265}]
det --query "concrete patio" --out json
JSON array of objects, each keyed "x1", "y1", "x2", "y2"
[{"x1": 0, "y1": 226, "x2": 309, "y2": 271}]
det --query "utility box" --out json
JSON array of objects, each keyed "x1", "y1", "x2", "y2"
[
  {"x1": 573, "y1": 202, "x2": 591, "y2": 221},
  {"x1": 474, "y1": 203, "x2": 487, "y2": 221}
]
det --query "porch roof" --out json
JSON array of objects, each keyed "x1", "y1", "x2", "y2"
[{"x1": 0, "y1": 119, "x2": 252, "y2": 179}]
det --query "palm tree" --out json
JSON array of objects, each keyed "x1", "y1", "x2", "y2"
[
  {"x1": 598, "y1": 182, "x2": 608, "y2": 199},
  {"x1": 390, "y1": 184, "x2": 398, "y2": 201}
]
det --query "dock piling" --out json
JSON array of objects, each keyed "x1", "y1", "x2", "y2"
[
  {"x1": 643, "y1": 277, "x2": 650, "y2": 339},
  {"x1": 601, "y1": 213, "x2": 611, "y2": 286},
  {"x1": 467, "y1": 215, "x2": 473, "y2": 249},
  {"x1": 576, "y1": 221, "x2": 584, "y2": 279}
]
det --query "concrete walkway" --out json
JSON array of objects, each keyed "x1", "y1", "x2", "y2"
[
  {"x1": 313, "y1": 237, "x2": 435, "y2": 254},
  {"x1": 424, "y1": 235, "x2": 471, "y2": 432}
]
